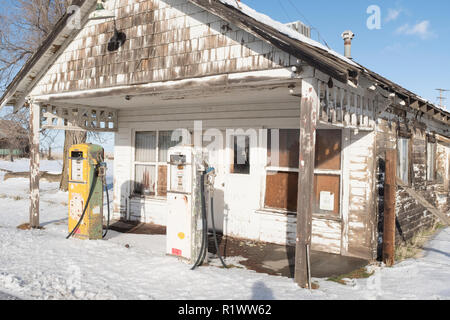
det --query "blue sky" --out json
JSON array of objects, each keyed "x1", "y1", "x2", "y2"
[
  {"x1": 244, "y1": 0, "x2": 450, "y2": 109},
  {"x1": 1, "y1": 0, "x2": 449, "y2": 152}
]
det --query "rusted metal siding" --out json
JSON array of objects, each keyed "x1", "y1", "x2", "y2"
[{"x1": 31, "y1": 0, "x2": 294, "y2": 96}]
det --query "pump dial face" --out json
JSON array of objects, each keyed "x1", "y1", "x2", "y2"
[{"x1": 69, "y1": 193, "x2": 84, "y2": 220}]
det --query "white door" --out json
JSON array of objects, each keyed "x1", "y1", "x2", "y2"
[{"x1": 222, "y1": 132, "x2": 261, "y2": 238}]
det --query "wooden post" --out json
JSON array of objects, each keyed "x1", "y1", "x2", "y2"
[
  {"x1": 295, "y1": 79, "x2": 317, "y2": 288},
  {"x1": 383, "y1": 149, "x2": 397, "y2": 266},
  {"x1": 29, "y1": 101, "x2": 40, "y2": 228}
]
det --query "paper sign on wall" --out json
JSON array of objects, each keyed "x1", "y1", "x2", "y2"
[{"x1": 320, "y1": 191, "x2": 334, "y2": 211}]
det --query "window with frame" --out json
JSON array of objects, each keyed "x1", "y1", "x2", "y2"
[
  {"x1": 134, "y1": 131, "x2": 180, "y2": 197},
  {"x1": 230, "y1": 135, "x2": 250, "y2": 174},
  {"x1": 265, "y1": 129, "x2": 299, "y2": 212},
  {"x1": 397, "y1": 138, "x2": 409, "y2": 184},
  {"x1": 263, "y1": 129, "x2": 342, "y2": 216},
  {"x1": 313, "y1": 129, "x2": 342, "y2": 217},
  {"x1": 426, "y1": 139, "x2": 436, "y2": 181}
]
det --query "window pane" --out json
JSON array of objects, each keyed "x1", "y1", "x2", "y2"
[
  {"x1": 134, "y1": 165, "x2": 156, "y2": 196},
  {"x1": 135, "y1": 132, "x2": 156, "y2": 162},
  {"x1": 267, "y1": 129, "x2": 299, "y2": 168},
  {"x1": 158, "y1": 131, "x2": 180, "y2": 163},
  {"x1": 231, "y1": 135, "x2": 250, "y2": 174},
  {"x1": 397, "y1": 138, "x2": 409, "y2": 184},
  {"x1": 313, "y1": 174, "x2": 340, "y2": 215},
  {"x1": 157, "y1": 165, "x2": 168, "y2": 197},
  {"x1": 427, "y1": 142, "x2": 435, "y2": 181},
  {"x1": 315, "y1": 130, "x2": 342, "y2": 170},
  {"x1": 264, "y1": 171, "x2": 298, "y2": 212}
]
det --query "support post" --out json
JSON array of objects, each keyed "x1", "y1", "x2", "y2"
[
  {"x1": 295, "y1": 78, "x2": 318, "y2": 288},
  {"x1": 383, "y1": 149, "x2": 397, "y2": 266},
  {"x1": 29, "y1": 101, "x2": 40, "y2": 228}
]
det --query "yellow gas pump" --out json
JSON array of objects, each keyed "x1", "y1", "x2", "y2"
[{"x1": 67, "y1": 143, "x2": 106, "y2": 240}]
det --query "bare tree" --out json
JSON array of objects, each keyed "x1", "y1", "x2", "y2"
[
  {"x1": 0, "y1": 0, "x2": 70, "y2": 89},
  {"x1": 0, "y1": 0, "x2": 87, "y2": 190},
  {"x1": 0, "y1": 107, "x2": 30, "y2": 161},
  {"x1": 41, "y1": 129, "x2": 60, "y2": 160}
]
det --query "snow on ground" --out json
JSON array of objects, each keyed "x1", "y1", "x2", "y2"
[{"x1": 0, "y1": 160, "x2": 450, "y2": 300}]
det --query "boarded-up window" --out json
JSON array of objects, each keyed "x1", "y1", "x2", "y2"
[
  {"x1": 134, "y1": 131, "x2": 180, "y2": 197},
  {"x1": 157, "y1": 165, "x2": 168, "y2": 197},
  {"x1": 315, "y1": 130, "x2": 341, "y2": 170},
  {"x1": 313, "y1": 130, "x2": 342, "y2": 217},
  {"x1": 313, "y1": 175, "x2": 340, "y2": 215},
  {"x1": 265, "y1": 171, "x2": 298, "y2": 212},
  {"x1": 265, "y1": 129, "x2": 299, "y2": 211},
  {"x1": 267, "y1": 129, "x2": 299, "y2": 168},
  {"x1": 397, "y1": 138, "x2": 409, "y2": 184},
  {"x1": 264, "y1": 129, "x2": 343, "y2": 214}
]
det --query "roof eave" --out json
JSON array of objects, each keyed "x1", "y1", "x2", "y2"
[{"x1": 0, "y1": 0, "x2": 92, "y2": 111}]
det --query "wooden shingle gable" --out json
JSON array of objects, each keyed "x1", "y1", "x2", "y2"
[
  {"x1": 188, "y1": 0, "x2": 358, "y2": 84},
  {"x1": 30, "y1": 0, "x2": 296, "y2": 96}
]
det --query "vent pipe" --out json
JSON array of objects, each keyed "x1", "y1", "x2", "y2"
[{"x1": 341, "y1": 30, "x2": 355, "y2": 59}]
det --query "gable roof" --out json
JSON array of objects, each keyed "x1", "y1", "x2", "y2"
[
  {"x1": 200, "y1": 0, "x2": 450, "y2": 123},
  {"x1": 1, "y1": 0, "x2": 449, "y2": 126},
  {"x1": 0, "y1": 0, "x2": 94, "y2": 110}
]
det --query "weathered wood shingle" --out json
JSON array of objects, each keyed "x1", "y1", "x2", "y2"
[{"x1": 32, "y1": 0, "x2": 293, "y2": 96}]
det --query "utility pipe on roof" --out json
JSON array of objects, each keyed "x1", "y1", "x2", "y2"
[{"x1": 341, "y1": 30, "x2": 355, "y2": 59}]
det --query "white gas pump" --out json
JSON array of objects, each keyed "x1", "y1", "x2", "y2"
[{"x1": 166, "y1": 146, "x2": 206, "y2": 263}]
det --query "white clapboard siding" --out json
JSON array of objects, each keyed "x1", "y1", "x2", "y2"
[
  {"x1": 129, "y1": 198, "x2": 167, "y2": 225},
  {"x1": 118, "y1": 101, "x2": 301, "y2": 130},
  {"x1": 113, "y1": 127, "x2": 132, "y2": 219},
  {"x1": 115, "y1": 97, "x2": 301, "y2": 244},
  {"x1": 311, "y1": 218, "x2": 342, "y2": 254},
  {"x1": 345, "y1": 130, "x2": 376, "y2": 258},
  {"x1": 113, "y1": 96, "x2": 375, "y2": 256}
]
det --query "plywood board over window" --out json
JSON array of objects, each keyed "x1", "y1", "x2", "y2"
[
  {"x1": 315, "y1": 129, "x2": 341, "y2": 170},
  {"x1": 264, "y1": 129, "x2": 343, "y2": 215},
  {"x1": 313, "y1": 174, "x2": 340, "y2": 215},
  {"x1": 313, "y1": 130, "x2": 342, "y2": 217},
  {"x1": 267, "y1": 129, "x2": 299, "y2": 168},
  {"x1": 265, "y1": 171, "x2": 298, "y2": 212},
  {"x1": 265, "y1": 129, "x2": 299, "y2": 211}
]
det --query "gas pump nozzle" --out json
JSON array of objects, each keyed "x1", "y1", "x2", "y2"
[
  {"x1": 98, "y1": 162, "x2": 107, "y2": 177},
  {"x1": 204, "y1": 167, "x2": 216, "y2": 194}
]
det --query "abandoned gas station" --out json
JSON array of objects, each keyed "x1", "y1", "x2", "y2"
[{"x1": 0, "y1": 0, "x2": 449, "y2": 288}]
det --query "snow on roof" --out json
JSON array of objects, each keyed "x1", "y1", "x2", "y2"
[
  {"x1": 218, "y1": 0, "x2": 359, "y2": 67},
  {"x1": 216, "y1": 1, "x2": 450, "y2": 117}
]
